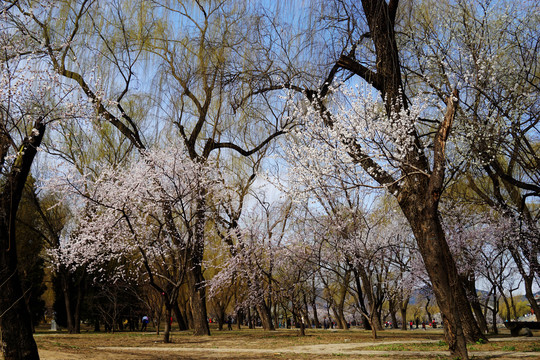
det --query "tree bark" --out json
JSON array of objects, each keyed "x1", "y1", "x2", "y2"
[
  {"x1": 256, "y1": 302, "x2": 275, "y2": 331},
  {"x1": 330, "y1": 2, "x2": 485, "y2": 357},
  {"x1": 0, "y1": 121, "x2": 44, "y2": 360},
  {"x1": 61, "y1": 272, "x2": 75, "y2": 333},
  {"x1": 163, "y1": 306, "x2": 172, "y2": 343},
  {"x1": 173, "y1": 302, "x2": 189, "y2": 331},
  {"x1": 187, "y1": 263, "x2": 210, "y2": 335},
  {"x1": 311, "y1": 298, "x2": 321, "y2": 328},
  {"x1": 461, "y1": 275, "x2": 488, "y2": 333}
]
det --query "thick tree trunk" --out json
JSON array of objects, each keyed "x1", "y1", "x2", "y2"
[
  {"x1": 400, "y1": 306, "x2": 408, "y2": 330},
  {"x1": 400, "y1": 295, "x2": 409, "y2": 330},
  {"x1": 523, "y1": 273, "x2": 540, "y2": 321},
  {"x1": 256, "y1": 302, "x2": 275, "y2": 331},
  {"x1": 461, "y1": 275, "x2": 488, "y2": 333},
  {"x1": 273, "y1": 304, "x2": 280, "y2": 329},
  {"x1": 388, "y1": 298, "x2": 398, "y2": 329},
  {"x1": 187, "y1": 263, "x2": 210, "y2": 335},
  {"x1": 0, "y1": 252, "x2": 40, "y2": 360},
  {"x1": 0, "y1": 121, "x2": 44, "y2": 360},
  {"x1": 401, "y1": 202, "x2": 470, "y2": 357}
]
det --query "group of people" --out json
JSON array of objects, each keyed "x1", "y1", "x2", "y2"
[{"x1": 408, "y1": 319, "x2": 437, "y2": 330}]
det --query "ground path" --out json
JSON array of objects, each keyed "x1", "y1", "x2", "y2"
[{"x1": 93, "y1": 337, "x2": 540, "y2": 359}]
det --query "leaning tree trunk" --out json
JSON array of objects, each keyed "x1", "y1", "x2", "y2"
[
  {"x1": 400, "y1": 196, "x2": 469, "y2": 358},
  {"x1": 461, "y1": 275, "x2": 488, "y2": 334},
  {"x1": 331, "y1": 2, "x2": 481, "y2": 356},
  {"x1": 0, "y1": 121, "x2": 44, "y2": 360},
  {"x1": 173, "y1": 302, "x2": 189, "y2": 331}
]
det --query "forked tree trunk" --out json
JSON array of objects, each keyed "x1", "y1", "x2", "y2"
[
  {"x1": 256, "y1": 302, "x2": 275, "y2": 331},
  {"x1": 0, "y1": 121, "x2": 44, "y2": 360}
]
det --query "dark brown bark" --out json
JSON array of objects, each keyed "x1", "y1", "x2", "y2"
[
  {"x1": 256, "y1": 302, "x2": 275, "y2": 331},
  {"x1": 163, "y1": 306, "x2": 172, "y2": 343},
  {"x1": 387, "y1": 297, "x2": 397, "y2": 329},
  {"x1": 173, "y1": 301, "x2": 189, "y2": 331},
  {"x1": 324, "y1": 2, "x2": 486, "y2": 358},
  {"x1": 0, "y1": 121, "x2": 44, "y2": 360},
  {"x1": 61, "y1": 272, "x2": 74, "y2": 333},
  {"x1": 461, "y1": 275, "x2": 489, "y2": 333},
  {"x1": 187, "y1": 263, "x2": 210, "y2": 335},
  {"x1": 352, "y1": 270, "x2": 372, "y2": 330},
  {"x1": 311, "y1": 298, "x2": 321, "y2": 328}
]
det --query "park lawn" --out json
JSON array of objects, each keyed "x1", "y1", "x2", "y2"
[
  {"x1": 29, "y1": 326, "x2": 540, "y2": 360},
  {"x1": 363, "y1": 338, "x2": 540, "y2": 353},
  {"x1": 33, "y1": 326, "x2": 445, "y2": 350}
]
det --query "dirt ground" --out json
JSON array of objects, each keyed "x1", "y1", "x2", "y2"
[{"x1": 30, "y1": 326, "x2": 540, "y2": 360}]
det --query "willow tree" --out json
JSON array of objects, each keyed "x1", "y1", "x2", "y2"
[{"x1": 15, "y1": 0, "x2": 295, "y2": 337}]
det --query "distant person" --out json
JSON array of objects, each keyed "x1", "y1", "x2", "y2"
[
  {"x1": 141, "y1": 315, "x2": 149, "y2": 331},
  {"x1": 227, "y1": 316, "x2": 233, "y2": 330},
  {"x1": 409, "y1": 321, "x2": 413, "y2": 329}
]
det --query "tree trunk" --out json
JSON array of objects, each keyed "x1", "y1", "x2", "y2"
[
  {"x1": 523, "y1": 275, "x2": 540, "y2": 321},
  {"x1": 400, "y1": 200, "x2": 469, "y2": 358},
  {"x1": 491, "y1": 291, "x2": 498, "y2": 334},
  {"x1": 352, "y1": 271, "x2": 371, "y2": 330},
  {"x1": 273, "y1": 304, "x2": 280, "y2": 329},
  {"x1": 74, "y1": 275, "x2": 84, "y2": 334},
  {"x1": 389, "y1": 299, "x2": 398, "y2": 330},
  {"x1": 400, "y1": 295, "x2": 409, "y2": 330},
  {"x1": 461, "y1": 275, "x2": 488, "y2": 333},
  {"x1": 256, "y1": 302, "x2": 275, "y2": 331},
  {"x1": 247, "y1": 307, "x2": 254, "y2": 329},
  {"x1": 299, "y1": 316, "x2": 306, "y2": 336},
  {"x1": 311, "y1": 298, "x2": 320, "y2": 328},
  {"x1": 187, "y1": 262, "x2": 210, "y2": 335},
  {"x1": 236, "y1": 308, "x2": 242, "y2": 330},
  {"x1": 0, "y1": 121, "x2": 44, "y2": 360},
  {"x1": 173, "y1": 302, "x2": 188, "y2": 331},
  {"x1": 61, "y1": 273, "x2": 75, "y2": 333},
  {"x1": 163, "y1": 306, "x2": 172, "y2": 343},
  {"x1": 0, "y1": 252, "x2": 40, "y2": 360}
]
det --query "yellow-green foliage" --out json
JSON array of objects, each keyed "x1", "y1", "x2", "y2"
[{"x1": 499, "y1": 299, "x2": 533, "y2": 320}]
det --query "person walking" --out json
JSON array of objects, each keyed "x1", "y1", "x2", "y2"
[{"x1": 141, "y1": 315, "x2": 149, "y2": 331}]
